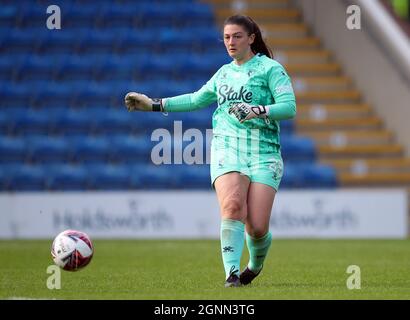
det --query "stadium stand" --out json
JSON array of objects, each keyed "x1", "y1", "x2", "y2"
[{"x1": 11, "y1": 0, "x2": 407, "y2": 191}]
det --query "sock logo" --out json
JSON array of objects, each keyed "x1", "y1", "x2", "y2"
[{"x1": 223, "y1": 246, "x2": 234, "y2": 253}]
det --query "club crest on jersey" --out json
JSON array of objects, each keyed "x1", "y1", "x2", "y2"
[{"x1": 218, "y1": 85, "x2": 252, "y2": 104}]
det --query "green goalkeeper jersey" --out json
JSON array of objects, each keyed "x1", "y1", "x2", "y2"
[{"x1": 163, "y1": 53, "x2": 296, "y2": 148}]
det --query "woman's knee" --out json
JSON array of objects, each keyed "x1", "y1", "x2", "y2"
[
  {"x1": 246, "y1": 225, "x2": 269, "y2": 239},
  {"x1": 221, "y1": 197, "x2": 246, "y2": 220}
]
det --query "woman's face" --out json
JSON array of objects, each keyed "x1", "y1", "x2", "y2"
[{"x1": 223, "y1": 24, "x2": 255, "y2": 61}]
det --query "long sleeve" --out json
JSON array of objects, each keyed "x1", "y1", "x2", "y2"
[
  {"x1": 266, "y1": 64, "x2": 297, "y2": 120},
  {"x1": 163, "y1": 72, "x2": 218, "y2": 112}
]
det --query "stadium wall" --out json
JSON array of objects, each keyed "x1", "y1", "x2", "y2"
[
  {"x1": 293, "y1": 0, "x2": 410, "y2": 156},
  {"x1": 0, "y1": 190, "x2": 407, "y2": 239}
]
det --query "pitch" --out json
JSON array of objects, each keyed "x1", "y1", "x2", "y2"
[{"x1": 1, "y1": 239, "x2": 410, "y2": 300}]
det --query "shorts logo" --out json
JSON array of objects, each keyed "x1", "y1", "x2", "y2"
[
  {"x1": 218, "y1": 158, "x2": 224, "y2": 168},
  {"x1": 269, "y1": 159, "x2": 283, "y2": 180}
]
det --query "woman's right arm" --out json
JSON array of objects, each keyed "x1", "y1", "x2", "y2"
[
  {"x1": 163, "y1": 83, "x2": 217, "y2": 112},
  {"x1": 125, "y1": 71, "x2": 219, "y2": 113}
]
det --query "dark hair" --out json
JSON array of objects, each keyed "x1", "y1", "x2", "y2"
[{"x1": 223, "y1": 15, "x2": 273, "y2": 59}]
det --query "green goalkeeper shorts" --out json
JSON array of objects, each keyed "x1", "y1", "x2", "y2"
[{"x1": 210, "y1": 135, "x2": 284, "y2": 191}]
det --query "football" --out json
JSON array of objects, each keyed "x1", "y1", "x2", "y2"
[{"x1": 51, "y1": 230, "x2": 94, "y2": 271}]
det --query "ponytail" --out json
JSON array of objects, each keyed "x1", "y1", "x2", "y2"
[{"x1": 223, "y1": 15, "x2": 273, "y2": 59}]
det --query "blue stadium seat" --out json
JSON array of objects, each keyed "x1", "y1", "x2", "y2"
[
  {"x1": 0, "y1": 83, "x2": 31, "y2": 107},
  {"x1": 52, "y1": 109, "x2": 91, "y2": 134},
  {"x1": 87, "y1": 164, "x2": 131, "y2": 190},
  {"x1": 116, "y1": 31, "x2": 153, "y2": 53},
  {"x1": 72, "y1": 84, "x2": 112, "y2": 107},
  {"x1": 175, "y1": 164, "x2": 211, "y2": 189},
  {"x1": 181, "y1": 109, "x2": 213, "y2": 130},
  {"x1": 68, "y1": 136, "x2": 111, "y2": 163},
  {"x1": 7, "y1": 165, "x2": 46, "y2": 191},
  {"x1": 55, "y1": 56, "x2": 95, "y2": 81},
  {"x1": 298, "y1": 164, "x2": 338, "y2": 188},
  {"x1": 16, "y1": 55, "x2": 56, "y2": 81},
  {"x1": 47, "y1": 165, "x2": 89, "y2": 190},
  {"x1": 138, "y1": 6, "x2": 177, "y2": 27},
  {"x1": 96, "y1": 6, "x2": 135, "y2": 27},
  {"x1": 1, "y1": 29, "x2": 35, "y2": 52},
  {"x1": 281, "y1": 135, "x2": 316, "y2": 162},
  {"x1": 280, "y1": 163, "x2": 300, "y2": 189},
  {"x1": 132, "y1": 112, "x2": 175, "y2": 133},
  {"x1": 32, "y1": 83, "x2": 73, "y2": 108},
  {"x1": 93, "y1": 56, "x2": 136, "y2": 81},
  {"x1": 91, "y1": 108, "x2": 133, "y2": 134},
  {"x1": 26, "y1": 136, "x2": 69, "y2": 163},
  {"x1": 0, "y1": 5, "x2": 17, "y2": 28},
  {"x1": 62, "y1": 5, "x2": 100, "y2": 28},
  {"x1": 0, "y1": 136, "x2": 27, "y2": 163},
  {"x1": 0, "y1": 167, "x2": 7, "y2": 190},
  {"x1": 38, "y1": 31, "x2": 79, "y2": 52},
  {"x1": 109, "y1": 134, "x2": 153, "y2": 163},
  {"x1": 0, "y1": 112, "x2": 9, "y2": 134},
  {"x1": 130, "y1": 164, "x2": 176, "y2": 189},
  {"x1": 13, "y1": 110, "x2": 50, "y2": 134},
  {"x1": 0, "y1": 54, "x2": 27, "y2": 80},
  {"x1": 279, "y1": 119, "x2": 294, "y2": 134},
  {"x1": 158, "y1": 29, "x2": 195, "y2": 49},
  {"x1": 76, "y1": 30, "x2": 117, "y2": 53}
]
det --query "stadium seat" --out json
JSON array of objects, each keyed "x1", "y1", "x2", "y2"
[
  {"x1": 297, "y1": 163, "x2": 338, "y2": 188},
  {"x1": 109, "y1": 134, "x2": 153, "y2": 163},
  {"x1": 62, "y1": 5, "x2": 100, "y2": 28},
  {"x1": 12, "y1": 110, "x2": 50, "y2": 135},
  {"x1": 16, "y1": 55, "x2": 56, "y2": 81},
  {"x1": 280, "y1": 163, "x2": 300, "y2": 189},
  {"x1": 281, "y1": 135, "x2": 316, "y2": 162},
  {"x1": 32, "y1": 83, "x2": 73, "y2": 108},
  {"x1": 76, "y1": 30, "x2": 117, "y2": 53},
  {"x1": 90, "y1": 109, "x2": 133, "y2": 134},
  {"x1": 0, "y1": 83, "x2": 32, "y2": 107},
  {"x1": 130, "y1": 164, "x2": 177, "y2": 189},
  {"x1": 175, "y1": 164, "x2": 211, "y2": 189},
  {"x1": 0, "y1": 167, "x2": 7, "y2": 190},
  {"x1": 52, "y1": 109, "x2": 92, "y2": 134},
  {"x1": 0, "y1": 137, "x2": 27, "y2": 163},
  {"x1": 68, "y1": 136, "x2": 111, "y2": 163},
  {"x1": 0, "y1": 5, "x2": 16, "y2": 28},
  {"x1": 279, "y1": 119, "x2": 294, "y2": 134},
  {"x1": 26, "y1": 136, "x2": 69, "y2": 163},
  {"x1": 54, "y1": 56, "x2": 95, "y2": 81},
  {"x1": 0, "y1": 112, "x2": 9, "y2": 134},
  {"x1": 7, "y1": 165, "x2": 46, "y2": 191},
  {"x1": 87, "y1": 164, "x2": 131, "y2": 190},
  {"x1": 46, "y1": 165, "x2": 89, "y2": 190},
  {"x1": 0, "y1": 54, "x2": 26, "y2": 80}
]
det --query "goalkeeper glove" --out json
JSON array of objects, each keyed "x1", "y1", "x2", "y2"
[
  {"x1": 124, "y1": 92, "x2": 164, "y2": 112},
  {"x1": 228, "y1": 102, "x2": 268, "y2": 123}
]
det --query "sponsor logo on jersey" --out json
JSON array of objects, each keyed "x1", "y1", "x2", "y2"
[{"x1": 218, "y1": 85, "x2": 253, "y2": 104}]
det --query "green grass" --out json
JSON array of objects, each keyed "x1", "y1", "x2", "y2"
[{"x1": 1, "y1": 239, "x2": 410, "y2": 300}]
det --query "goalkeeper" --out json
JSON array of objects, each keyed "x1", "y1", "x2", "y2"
[{"x1": 125, "y1": 15, "x2": 296, "y2": 287}]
